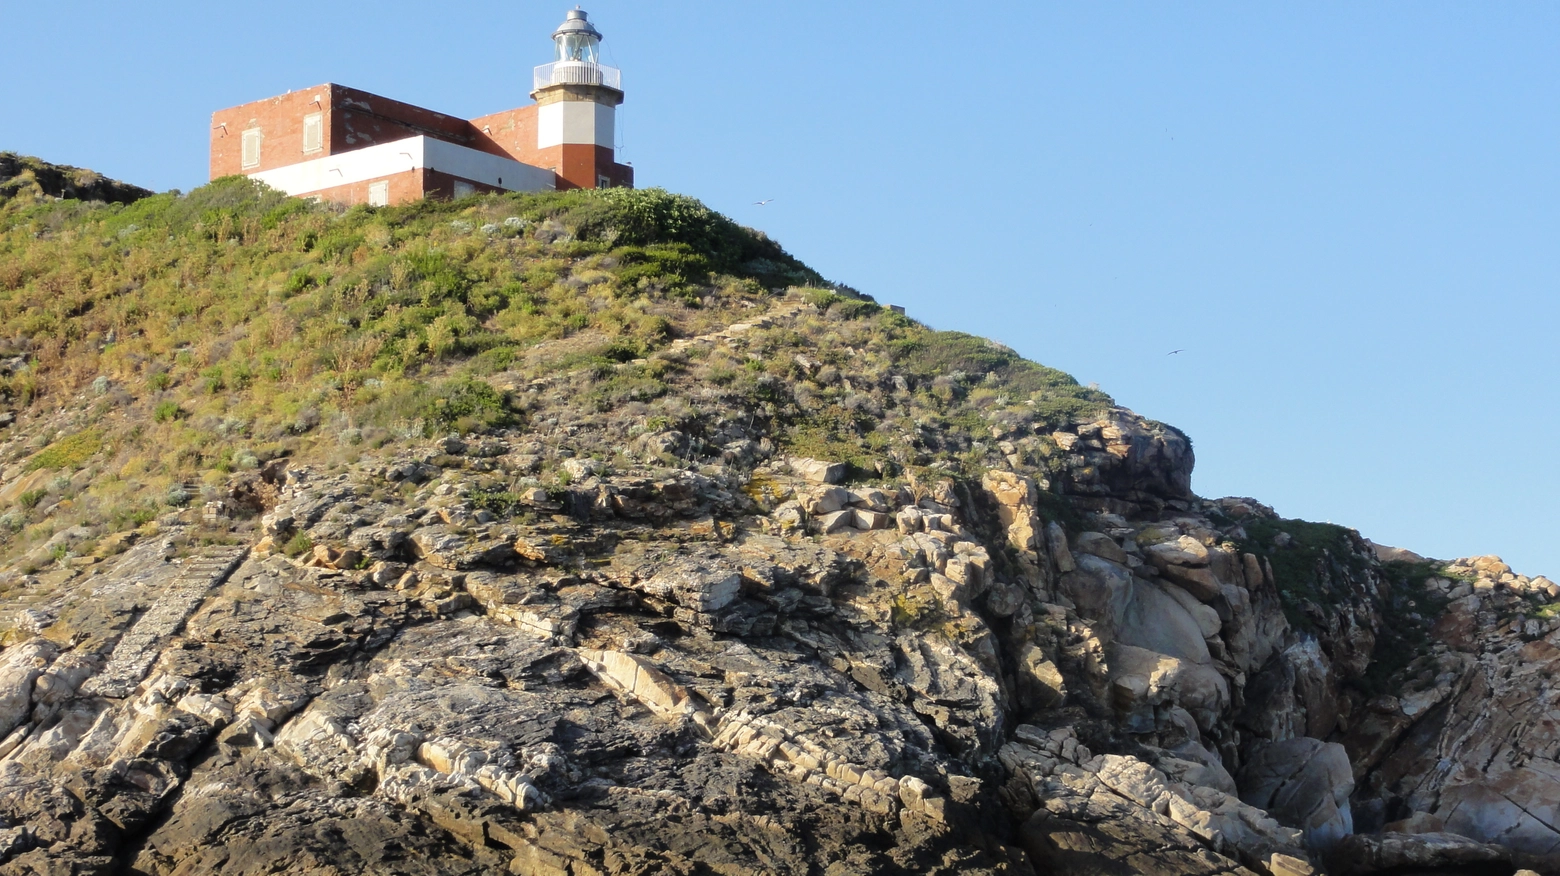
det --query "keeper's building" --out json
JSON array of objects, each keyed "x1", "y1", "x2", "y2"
[{"x1": 208, "y1": 9, "x2": 631, "y2": 206}]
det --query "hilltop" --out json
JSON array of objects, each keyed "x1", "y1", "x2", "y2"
[
  {"x1": 0, "y1": 153, "x2": 151, "y2": 207},
  {"x1": 0, "y1": 157, "x2": 1556, "y2": 876}
]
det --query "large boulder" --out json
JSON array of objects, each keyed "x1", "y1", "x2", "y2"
[
  {"x1": 1108, "y1": 645, "x2": 1229, "y2": 735},
  {"x1": 1060, "y1": 553, "x2": 1135, "y2": 637},
  {"x1": 1059, "y1": 412, "x2": 1194, "y2": 506},
  {"x1": 1238, "y1": 737, "x2": 1354, "y2": 852},
  {"x1": 1117, "y1": 580, "x2": 1212, "y2": 665}
]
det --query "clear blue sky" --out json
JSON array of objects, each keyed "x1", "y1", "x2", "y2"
[{"x1": 4, "y1": 2, "x2": 1557, "y2": 576}]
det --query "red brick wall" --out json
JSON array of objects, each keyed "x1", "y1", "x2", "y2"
[
  {"x1": 280, "y1": 169, "x2": 509, "y2": 207},
  {"x1": 539, "y1": 144, "x2": 634, "y2": 191},
  {"x1": 469, "y1": 106, "x2": 543, "y2": 164},
  {"x1": 211, "y1": 83, "x2": 481, "y2": 181},
  {"x1": 330, "y1": 85, "x2": 476, "y2": 153},
  {"x1": 292, "y1": 169, "x2": 423, "y2": 207},
  {"x1": 210, "y1": 86, "x2": 335, "y2": 178},
  {"x1": 421, "y1": 169, "x2": 508, "y2": 201}
]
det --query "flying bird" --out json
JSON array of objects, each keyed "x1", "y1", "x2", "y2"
[
  {"x1": 753, "y1": 199, "x2": 775, "y2": 206},
  {"x1": 1167, "y1": 349, "x2": 1185, "y2": 356}
]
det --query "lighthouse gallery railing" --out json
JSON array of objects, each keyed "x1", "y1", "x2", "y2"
[{"x1": 533, "y1": 61, "x2": 622, "y2": 92}]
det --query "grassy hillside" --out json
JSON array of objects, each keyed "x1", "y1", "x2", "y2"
[{"x1": 0, "y1": 176, "x2": 1110, "y2": 568}]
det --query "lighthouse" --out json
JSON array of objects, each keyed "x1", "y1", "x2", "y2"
[
  {"x1": 208, "y1": 7, "x2": 633, "y2": 204},
  {"x1": 532, "y1": 9, "x2": 626, "y2": 191}
]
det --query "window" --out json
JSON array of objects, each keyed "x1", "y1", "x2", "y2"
[
  {"x1": 241, "y1": 128, "x2": 262, "y2": 169},
  {"x1": 368, "y1": 181, "x2": 389, "y2": 207},
  {"x1": 302, "y1": 113, "x2": 323, "y2": 154},
  {"x1": 453, "y1": 180, "x2": 476, "y2": 198},
  {"x1": 597, "y1": 175, "x2": 612, "y2": 189}
]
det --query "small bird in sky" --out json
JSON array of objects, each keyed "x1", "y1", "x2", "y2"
[
  {"x1": 753, "y1": 199, "x2": 774, "y2": 206},
  {"x1": 1167, "y1": 349, "x2": 1185, "y2": 356}
]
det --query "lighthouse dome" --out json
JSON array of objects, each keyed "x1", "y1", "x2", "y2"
[{"x1": 553, "y1": 9, "x2": 603, "y2": 41}]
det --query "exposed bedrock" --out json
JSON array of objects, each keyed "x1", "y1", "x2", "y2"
[{"x1": 0, "y1": 293, "x2": 1551, "y2": 875}]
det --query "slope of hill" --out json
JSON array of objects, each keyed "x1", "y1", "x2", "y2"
[{"x1": 0, "y1": 162, "x2": 1554, "y2": 876}]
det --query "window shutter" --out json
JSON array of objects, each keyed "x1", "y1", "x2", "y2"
[
  {"x1": 241, "y1": 129, "x2": 262, "y2": 168},
  {"x1": 302, "y1": 114, "x2": 323, "y2": 154}
]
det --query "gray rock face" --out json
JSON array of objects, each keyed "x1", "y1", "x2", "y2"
[
  {"x1": 1237, "y1": 738, "x2": 1354, "y2": 853},
  {"x1": 0, "y1": 292, "x2": 1548, "y2": 875}
]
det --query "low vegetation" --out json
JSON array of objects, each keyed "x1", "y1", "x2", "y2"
[
  {"x1": 1236, "y1": 517, "x2": 1372, "y2": 633},
  {"x1": 0, "y1": 172, "x2": 1114, "y2": 566}
]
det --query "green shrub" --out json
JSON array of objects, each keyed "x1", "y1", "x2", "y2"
[
  {"x1": 28, "y1": 430, "x2": 102, "y2": 470},
  {"x1": 283, "y1": 532, "x2": 314, "y2": 558},
  {"x1": 586, "y1": 364, "x2": 668, "y2": 411},
  {"x1": 17, "y1": 489, "x2": 46, "y2": 509},
  {"x1": 470, "y1": 490, "x2": 529, "y2": 519},
  {"x1": 153, "y1": 401, "x2": 182, "y2": 422},
  {"x1": 421, "y1": 377, "x2": 512, "y2": 435}
]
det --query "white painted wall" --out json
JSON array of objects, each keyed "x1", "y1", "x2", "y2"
[
  {"x1": 537, "y1": 100, "x2": 615, "y2": 149},
  {"x1": 248, "y1": 135, "x2": 555, "y2": 196}
]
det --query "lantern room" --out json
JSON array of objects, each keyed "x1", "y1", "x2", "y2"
[{"x1": 553, "y1": 9, "x2": 603, "y2": 63}]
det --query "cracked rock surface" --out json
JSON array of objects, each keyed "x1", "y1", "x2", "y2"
[{"x1": 0, "y1": 292, "x2": 1554, "y2": 876}]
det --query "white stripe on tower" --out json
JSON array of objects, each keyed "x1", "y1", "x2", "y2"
[{"x1": 537, "y1": 102, "x2": 615, "y2": 149}]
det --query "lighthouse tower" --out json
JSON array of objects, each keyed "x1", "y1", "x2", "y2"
[{"x1": 532, "y1": 9, "x2": 626, "y2": 190}]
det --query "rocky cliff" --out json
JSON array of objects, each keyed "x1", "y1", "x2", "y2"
[
  {"x1": 0, "y1": 154, "x2": 151, "y2": 207},
  {"x1": 0, "y1": 170, "x2": 1553, "y2": 875}
]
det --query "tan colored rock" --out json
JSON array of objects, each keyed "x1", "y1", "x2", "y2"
[
  {"x1": 1016, "y1": 644, "x2": 1066, "y2": 710},
  {"x1": 1160, "y1": 563, "x2": 1222, "y2": 602},
  {"x1": 819, "y1": 509, "x2": 855, "y2": 535},
  {"x1": 897, "y1": 775, "x2": 945, "y2": 822},
  {"x1": 790, "y1": 457, "x2": 846, "y2": 485},
  {"x1": 1108, "y1": 644, "x2": 1229, "y2": 734},
  {"x1": 1073, "y1": 531, "x2": 1126, "y2": 564},
  {"x1": 1242, "y1": 552, "x2": 1264, "y2": 590},
  {"x1": 803, "y1": 487, "x2": 852, "y2": 515},
  {"x1": 982, "y1": 470, "x2": 1042, "y2": 555},
  {"x1": 1267, "y1": 852, "x2": 1318, "y2": 876},
  {"x1": 579, "y1": 649, "x2": 700, "y2": 719},
  {"x1": 852, "y1": 509, "x2": 891, "y2": 531},
  {"x1": 1368, "y1": 541, "x2": 1426, "y2": 564},
  {"x1": 368, "y1": 560, "x2": 407, "y2": 586},
  {"x1": 981, "y1": 470, "x2": 1035, "y2": 510},
  {"x1": 848, "y1": 488, "x2": 890, "y2": 512},
  {"x1": 1146, "y1": 536, "x2": 1210, "y2": 568}
]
